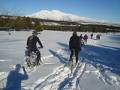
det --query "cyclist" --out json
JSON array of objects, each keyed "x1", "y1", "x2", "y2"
[
  {"x1": 26, "y1": 30, "x2": 43, "y2": 65},
  {"x1": 69, "y1": 31, "x2": 81, "y2": 64}
]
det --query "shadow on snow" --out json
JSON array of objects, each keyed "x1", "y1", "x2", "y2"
[
  {"x1": 49, "y1": 49, "x2": 68, "y2": 65},
  {"x1": 81, "y1": 44, "x2": 120, "y2": 75}
]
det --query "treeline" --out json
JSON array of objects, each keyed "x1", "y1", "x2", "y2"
[
  {"x1": 43, "y1": 24, "x2": 120, "y2": 32},
  {"x1": 80, "y1": 24, "x2": 120, "y2": 32},
  {"x1": 0, "y1": 16, "x2": 43, "y2": 32},
  {"x1": 43, "y1": 25, "x2": 80, "y2": 31},
  {"x1": 0, "y1": 15, "x2": 120, "y2": 32}
]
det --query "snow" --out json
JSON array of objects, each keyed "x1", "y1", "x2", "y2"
[
  {"x1": 28, "y1": 10, "x2": 94, "y2": 22},
  {"x1": 0, "y1": 30, "x2": 120, "y2": 90}
]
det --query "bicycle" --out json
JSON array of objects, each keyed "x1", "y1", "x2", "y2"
[{"x1": 25, "y1": 47, "x2": 42, "y2": 68}]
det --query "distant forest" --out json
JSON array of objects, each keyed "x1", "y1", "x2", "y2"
[{"x1": 0, "y1": 15, "x2": 120, "y2": 32}]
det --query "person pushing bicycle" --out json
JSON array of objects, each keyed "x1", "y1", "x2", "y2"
[
  {"x1": 69, "y1": 31, "x2": 81, "y2": 64},
  {"x1": 26, "y1": 30, "x2": 43, "y2": 65}
]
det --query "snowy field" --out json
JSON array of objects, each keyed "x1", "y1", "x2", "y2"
[{"x1": 0, "y1": 30, "x2": 120, "y2": 90}]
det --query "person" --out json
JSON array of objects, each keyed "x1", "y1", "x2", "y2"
[
  {"x1": 83, "y1": 34, "x2": 88, "y2": 44},
  {"x1": 96, "y1": 34, "x2": 101, "y2": 40},
  {"x1": 90, "y1": 33, "x2": 93, "y2": 39},
  {"x1": 5, "y1": 64, "x2": 28, "y2": 90},
  {"x1": 26, "y1": 30, "x2": 43, "y2": 65},
  {"x1": 79, "y1": 34, "x2": 84, "y2": 46},
  {"x1": 79, "y1": 34, "x2": 83, "y2": 41},
  {"x1": 69, "y1": 31, "x2": 81, "y2": 64}
]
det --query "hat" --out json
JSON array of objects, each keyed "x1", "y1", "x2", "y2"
[
  {"x1": 16, "y1": 64, "x2": 21, "y2": 68},
  {"x1": 73, "y1": 31, "x2": 77, "y2": 36},
  {"x1": 32, "y1": 30, "x2": 38, "y2": 35},
  {"x1": 15, "y1": 64, "x2": 21, "y2": 71}
]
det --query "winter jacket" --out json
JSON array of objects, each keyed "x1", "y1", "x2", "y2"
[
  {"x1": 27, "y1": 35, "x2": 43, "y2": 51},
  {"x1": 69, "y1": 35, "x2": 81, "y2": 51}
]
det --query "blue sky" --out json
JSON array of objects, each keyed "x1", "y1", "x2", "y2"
[{"x1": 0, "y1": 0, "x2": 120, "y2": 23}]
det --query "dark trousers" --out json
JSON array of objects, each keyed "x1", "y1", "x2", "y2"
[
  {"x1": 70, "y1": 49, "x2": 79, "y2": 63},
  {"x1": 35, "y1": 50, "x2": 41, "y2": 65}
]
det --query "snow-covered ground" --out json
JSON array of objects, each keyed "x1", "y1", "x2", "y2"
[{"x1": 0, "y1": 30, "x2": 120, "y2": 90}]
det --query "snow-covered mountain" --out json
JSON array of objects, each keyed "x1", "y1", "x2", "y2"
[
  {"x1": 28, "y1": 10, "x2": 98, "y2": 23},
  {"x1": 28, "y1": 10, "x2": 120, "y2": 26},
  {"x1": 28, "y1": 10, "x2": 90, "y2": 21}
]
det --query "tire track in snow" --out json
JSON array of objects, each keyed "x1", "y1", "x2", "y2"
[
  {"x1": 34, "y1": 65, "x2": 70, "y2": 90},
  {"x1": 58, "y1": 61, "x2": 81, "y2": 90},
  {"x1": 83, "y1": 59, "x2": 120, "y2": 86},
  {"x1": 95, "y1": 65, "x2": 120, "y2": 86},
  {"x1": 25, "y1": 48, "x2": 69, "y2": 90},
  {"x1": 75, "y1": 62, "x2": 86, "y2": 90},
  {"x1": 82, "y1": 46, "x2": 120, "y2": 86},
  {"x1": 58, "y1": 59, "x2": 87, "y2": 90},
  {"x1": 66, "y1": 62, "x2": 86, "y2": 90}
]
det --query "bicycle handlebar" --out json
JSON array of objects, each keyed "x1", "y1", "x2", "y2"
[
  {"x1": 26, "y1": 46, "x2": 43, "y2": 49},
  {"x1": 38, "y1": 47, "x2": 43, "y2": 49}
]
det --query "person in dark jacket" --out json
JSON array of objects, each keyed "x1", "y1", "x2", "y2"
[
  {"x1": 83, "y1": 34, "x2": 88, "y2": 44},
  {"x1": 90, "y1": 33, "x2": 93, "y2": 39},
  {"x1": 80, "y1": 34, "x2": 84, "y2": 46},
  {"x1": 79, "y1": 34, "x2": 83, "y2": 41},
  {"x1": 69, "y1": 31, "x2": 81, "y2": 63},
  {"x1": 27, "y1": 30, "x2": 43, "y2": 65}
]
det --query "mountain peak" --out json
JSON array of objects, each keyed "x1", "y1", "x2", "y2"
[
  {"x1": 28, "y1": 10, "x2": 94, "y2": 22},
  {"x1": 27, "y1": 10, "x2": 120, "y2": 26}
]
